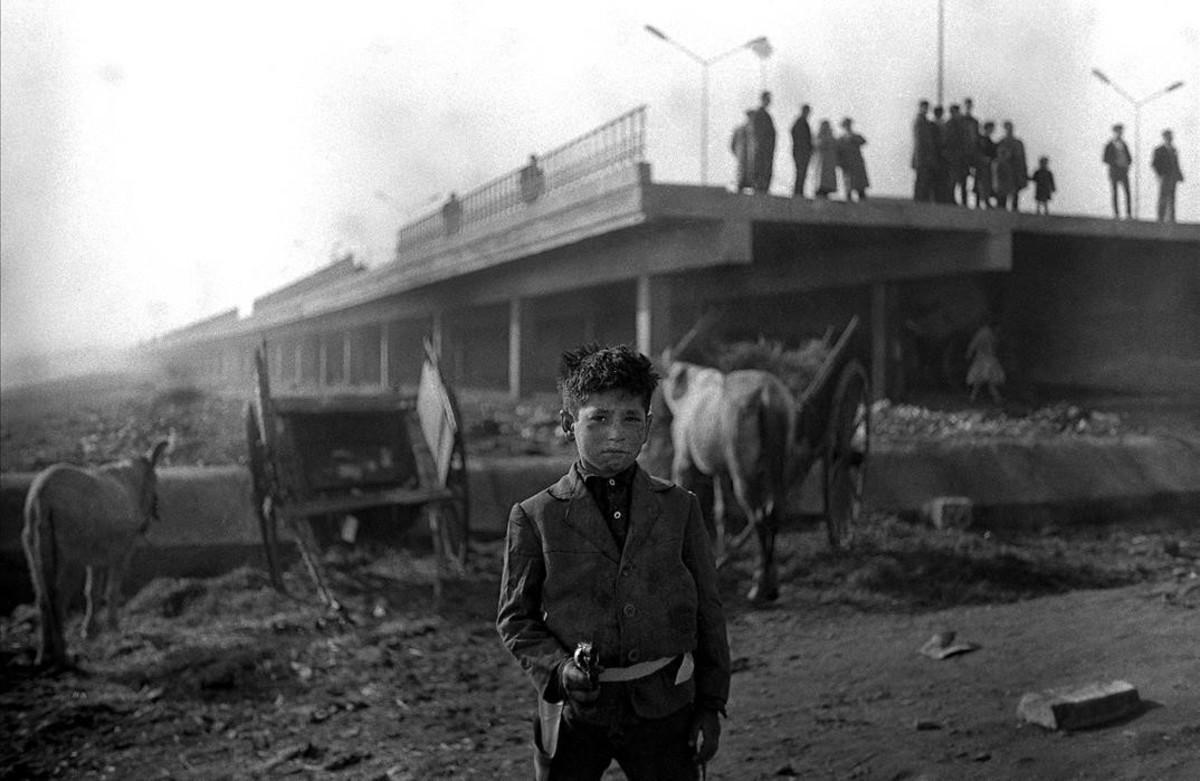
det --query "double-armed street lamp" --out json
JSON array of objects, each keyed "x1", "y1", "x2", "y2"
[
  {"x1": 644, "y1": 25, "x2": 773, "y2": 185},
  {"x1": 1091, "y1": 69, "x2": 1185, "y2": 219}
]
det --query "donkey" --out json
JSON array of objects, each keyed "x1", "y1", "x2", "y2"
[
  {"x1": 659, "y1": 356, "x2": 795, "y2": 604},
  {"x1": 21, "y1": 440, "x2": 168, "y2": 668}
]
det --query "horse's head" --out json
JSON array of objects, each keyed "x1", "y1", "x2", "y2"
[
  {"x1": 135, "y1": 439, "x2": 170, "y2": 532},
  {"x1": 658, "y1": 356, "x2": 700, "y2": 414}
]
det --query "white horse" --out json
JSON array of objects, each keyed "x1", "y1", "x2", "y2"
[
  {"x1": 660, "y1": 357, "x2": 795, "y2": 603},
  {"x1": 22, "y1": 441, "x2": 168, "y2": 668}
]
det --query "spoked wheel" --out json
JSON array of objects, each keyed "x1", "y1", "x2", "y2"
[
  {"x1": 823, "y1": 359, "x2": 870, "y2": 550},
  {"x1": 245, "y1": 403, "x2": 285, "y2": 591}
]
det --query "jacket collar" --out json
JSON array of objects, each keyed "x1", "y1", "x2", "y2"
[{"x1": 548, "y1": 465, "x2": 670, "y2": 563}]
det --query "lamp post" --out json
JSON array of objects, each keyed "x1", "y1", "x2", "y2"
[
  {"x1": 1091, "y1": 69, "x2": 1185, "y2": 219},
  {"x1": 644, "y1": 25, "x2": 772, "y2": 185}
]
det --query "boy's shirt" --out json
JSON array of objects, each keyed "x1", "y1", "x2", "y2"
[
  {"x1": 578, "y1": 461, "x2": 637, "y2": 549},
  {"x1": 497, "y1": 463, "x2": 731, "y2": 725}
]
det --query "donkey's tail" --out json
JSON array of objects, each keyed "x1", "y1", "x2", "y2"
[
  {"x1": 756, "y1": 380, "x2": 795, "y2": 522},
  {"x1": 22, "y1": 479, "x2": 64, "y2": 665}
]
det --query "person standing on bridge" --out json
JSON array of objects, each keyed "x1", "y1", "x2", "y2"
[
  {"x1": 497, "y1": 343, "x2": 730, "y2": 780},
  {"x1": 441, "y1": 192, "x2": 462, "y2": 236},
  {"x1": 731, "y1": 110, "x2": 756, "y2": 193},
  {"x1": 911, "y1": 99, "x2": 938, "y2": 202},
  {"x1": 1032, "y1": 156, "x2": 1057, "y2": 215},
  {"x1": 750, "y1": 90, "x2": 777, "y2": 193},
  {"x1": 790, "y1": 103, "x2": 813, "y2": 197},
  {"x1": 837, "y1": 117, "x2": 870, "y2": 202},
  {"x1": 997, "y1": 121, "x2": 1029, "y2": 211},
  {"x1": 1103, "y1": 123, "x2": 1133, "y2": 219},
  {"x1": 1152, "y1": 128, "x2": 1184, "y2": 223},
  {"x1": 521, "y1": 154, "x2": 546, "y2": 204},
  {"x1": 814, "y1": 119, "x2": 839, "y2": 198}
]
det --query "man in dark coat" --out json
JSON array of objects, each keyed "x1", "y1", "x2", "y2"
[
  {"x1": 932, "y1": 105, "x2": 954, "y2": 203},
  {"x1": 997, "y1": 121, "x2": 1029, "y2": 211},
  {"x1": 959, "y1": 99, "x2": 982, "y2": 205},
  {"x1": 1102, "y1": 123, "x2": 1133, "y2": 218},
  {"x1": 1152, "y1": 128, "x2": 1184, "y2": 223},
  {"x1": 911, "y1": 99, "x2": 937, "y2": 202},
  {"x1": 790, "y1": 103, "x2": 813, "y2": 197},
  {"x1": 750, "y1": 91, "x2": 776, "y2": 193}
]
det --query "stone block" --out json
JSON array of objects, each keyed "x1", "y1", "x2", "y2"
[
  {"x1": 1017, "y1": 680, "x2": 1141, "y2": 730},
  {"x1": 921, "y1": 496, "x2": 974, "y2": 529}
]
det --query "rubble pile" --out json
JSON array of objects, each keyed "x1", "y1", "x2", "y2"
[
  {"x1": 1, "y1": 380, "x2": 245, "y2": 472},
  {"x1": 871, "y1": 401, "x2": 1130, "y2": 443}
]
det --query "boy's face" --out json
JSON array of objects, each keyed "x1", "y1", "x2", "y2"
[{"x1": 566, "y1": 389, "x2": 650, "y2": 477}]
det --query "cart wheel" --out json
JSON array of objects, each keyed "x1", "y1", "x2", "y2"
[
  {"x1": 433, "y1": 434, "x2": 470, "y2": 571},
  {"x1": 246, "y1": 403, "x2": 284, "y2": 591},
  {"x1": 824, "y1": 359, "x2": 870, "y2": 549}
]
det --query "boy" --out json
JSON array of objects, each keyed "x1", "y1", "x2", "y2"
[
  {"x1": 497, "y1": 344, "x2": 731, "y2": 780},
  {"x1": 1032, "y1": 156, "x2": 1056, "y2": 215}
]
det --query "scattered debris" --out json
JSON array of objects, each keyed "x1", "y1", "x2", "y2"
[
  {"x1": 918, "y1": 631, "x2": 980, "y2": 660},
  {"x1": 1017, "y1": 680, "x2": 1141, "y2": 730}
]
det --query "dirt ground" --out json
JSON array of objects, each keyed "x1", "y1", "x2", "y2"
[{"x1": 2, "y1": 375, "x2": 1199, "y2": 780}]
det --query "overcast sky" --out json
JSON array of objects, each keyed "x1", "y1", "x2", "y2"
[{"x1": 2, "y1": 0, "x2": 1198, "y2": 371}]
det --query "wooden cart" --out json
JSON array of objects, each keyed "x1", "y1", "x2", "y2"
[
  {"x1": 245, "y1": 340, "x2": 469, "y2": 607},
  {"x1": 788, "y1": 315, "x2": 870, "y2": 549}
]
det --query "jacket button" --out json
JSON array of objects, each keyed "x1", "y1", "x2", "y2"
[
  {"x1": 622, "y1": 566, "x2": 632, "y2": 577},
  {"x1": 628, "y1": 649, "x2": 641, "y2": 662},
  {"x1": 623, "y1": 603, "x2": 636, "y2": 617}
]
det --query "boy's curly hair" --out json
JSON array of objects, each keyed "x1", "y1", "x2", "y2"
[{"x1": 557, "y1": 343, "x2": 659, "y2": 413}]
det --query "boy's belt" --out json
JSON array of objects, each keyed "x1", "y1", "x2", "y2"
[{"x1": 597, "y1": 652, "x2": 694, "y2": 685}]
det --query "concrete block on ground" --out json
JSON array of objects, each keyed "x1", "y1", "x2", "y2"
[
  {"x1": 921, "y1": 496, "x2": 974, "y2": 529},
  {"x1": 1017, "y1": 680, "x2": 1141, "y2": 730}
]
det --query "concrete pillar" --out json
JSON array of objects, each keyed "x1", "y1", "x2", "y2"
[
  {"x1": 379, "y1": 324, "x2": 390, "y2": 388},
  {"x1": 343, "y1": 330, "x2": 353, "y2": 385},
  {"x1": 509, "y1": 297, "x2": 524, "y2": 399},
  {"x1": 274, "y1": 342, "x2": 284, "y2": 385},
  {"x1": 293, "y1": 340, "x2": 302, "y2": 386},
  {"x1": 871, "y1": 282, "x2": 887, "y2": 401},
  {"x1": 636, "y1": 275, "x2": 672, "y2": 357},
  {"x1": 431, "y1": 312, "x2": 444, "y2": 359},
  {"x1": 318, "y1": 336, "x2": 328, "y2": 387}
]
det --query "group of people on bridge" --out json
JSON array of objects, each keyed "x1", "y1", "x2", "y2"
[
  {"x1": 1103, "y1": 123, "x2": 1185, "y2": 222},
  {"x1": 732, "y1": 91, "x2": 870, "y2": 202},
  {"x1": 725, "y1": 92, "x2": 1183, "y2": 222},
  {"x1": 910, "y1": 98, "x2": 1056, "y2": 213}
]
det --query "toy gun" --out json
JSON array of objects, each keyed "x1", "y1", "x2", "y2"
[{"x1": 573, "y1": 641, "x2": 599, "y2": 688}]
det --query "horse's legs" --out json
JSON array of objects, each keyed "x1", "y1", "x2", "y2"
[
  {"x1": 730, "y1": 473, "x2": 779, "y2": 604},
  {"x1": 712, "y1": 475, "x2": 730, "y2": 565},
  {"x1": 749, "y1": 516, "x2": 779, "y2": 604},
  {"x1": 54, "y1": 563, "x2": 82, "y2": 655},
  {"x1": 106, "y1": 549, "x2": 134, "y2": 632},
  {"x1": 82, "y1": 566, "x2": 98, "y2": 639}
]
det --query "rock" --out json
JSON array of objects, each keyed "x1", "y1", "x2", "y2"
[
  {"x1": 1017, "y1": 680, "x2": 1141, "y2": 730},
  {"x1": 918, "y1": 631, "x2": 979, "y2": 660},
  {"x1": 920, "y1": 496, "x2": 973, "y2": 530}
]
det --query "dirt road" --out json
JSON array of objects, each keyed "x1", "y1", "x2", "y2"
[{"x1": 3, "y1": 519, "x2": 1198, "y2": 781}]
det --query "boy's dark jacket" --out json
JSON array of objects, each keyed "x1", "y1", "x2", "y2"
[{"x1": 497, "y1": 464, "x2": 731, "y2": 725}]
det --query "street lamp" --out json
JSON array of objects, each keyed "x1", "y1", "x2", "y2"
[
  {"x1": 1091, "y1": 69, "x2": 1185, "y2": 218},
  {"x1": 645, "y1": 25, "x2": 772, "y2": 185}
]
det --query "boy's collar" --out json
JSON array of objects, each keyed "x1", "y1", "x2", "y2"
[{"x1": 574, "y1": 460, "x2": 638, "y2": 486}]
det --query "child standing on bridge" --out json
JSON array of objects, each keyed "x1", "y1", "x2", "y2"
[{"x1": 497, "y1": 344, "x2": 730, "y2": 780}]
